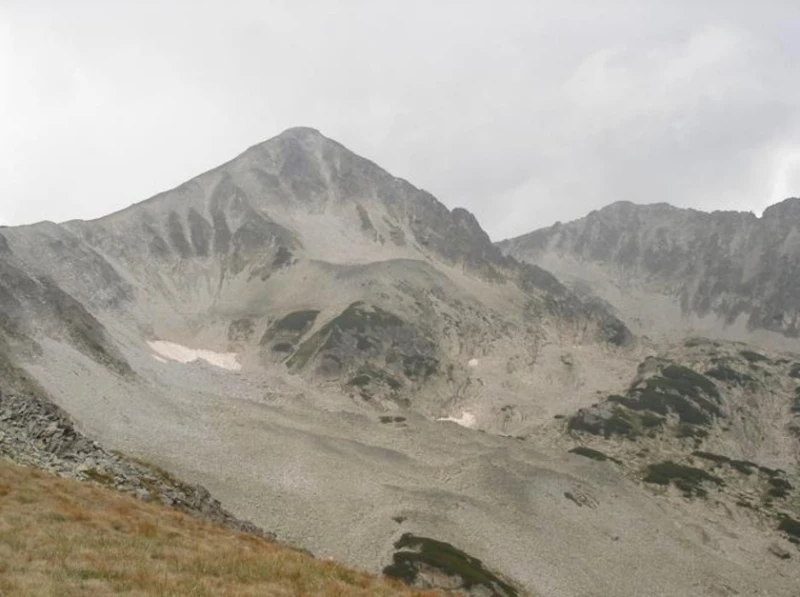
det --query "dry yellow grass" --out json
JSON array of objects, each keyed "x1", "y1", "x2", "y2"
[{"x1": 0, "y1": 458, "x2": 443, "y2": 597}]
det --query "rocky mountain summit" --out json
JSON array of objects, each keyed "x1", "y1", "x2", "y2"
[
  {"x1": 1, "y1": 127, "x2": 630, "y2": 418},
  {"x1": 1, "y1": 128, "x2": 799, "y2": 596},
  {"x1": 500, "y1": 199, "x2": 800, "y2": 348}
]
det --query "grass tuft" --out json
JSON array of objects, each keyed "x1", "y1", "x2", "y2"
[{"x1": 0, "y1": 459, "x2": 442, "y2": 597}]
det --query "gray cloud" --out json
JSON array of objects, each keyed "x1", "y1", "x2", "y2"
[{"x1": 2, "y1": 0, "x2": 799, "y2": 239}]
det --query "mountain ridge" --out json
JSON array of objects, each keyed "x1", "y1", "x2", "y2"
[
  {"x1": 1, "y1": 129, "x2": 799, "y2": 596},
  {"x1": 500, "y1": 196, "x2": 800, "y2": 345}
]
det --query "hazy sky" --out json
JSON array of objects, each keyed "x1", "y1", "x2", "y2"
[{"x1": 2, "y1": 1, "x2": 800, "y2": 240}]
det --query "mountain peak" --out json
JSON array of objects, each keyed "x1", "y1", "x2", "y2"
[
  {"x1": 762, "y1": 197, "x2": 800, "y2": 220},
  {"x1": 241, "y1": 127, "x2": 330, "y2": 160},
  {"x1": 276, "y1": 126, "x2": 324, "y2": 139}
]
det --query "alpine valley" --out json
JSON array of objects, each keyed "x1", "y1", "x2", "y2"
[{"x1": 1, "y1": 127, "x2": 798, "y2": 596}]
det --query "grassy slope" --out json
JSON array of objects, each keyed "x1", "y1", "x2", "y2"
[{"x1": 0, "y1": 459, "x2": 442, "y2": 597}]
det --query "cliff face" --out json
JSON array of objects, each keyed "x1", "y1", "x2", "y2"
[{"x1": 500, "y1": 199, "x2": 800, "y2": 345}]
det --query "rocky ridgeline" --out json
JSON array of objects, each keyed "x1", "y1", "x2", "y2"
[
  {"x1": 0, "y1": 388, "x2": 273, "y2": 540},
  {"x1": 500, "y1": 198, "x2": 800, "y2": 339}
]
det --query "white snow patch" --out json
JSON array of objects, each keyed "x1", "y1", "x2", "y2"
[
  {"x1": 148, "y1": 341, "x2": 242, "y2": 371},
  {"x1": 152, "y1": 355, "x2": 167, "y2": 363},
  {"x1": 437, "y1": 411, "x2": 477, "y2": 428},
  {"x1": 468, "y1": 358, "x2": 479, "y2": 368}
]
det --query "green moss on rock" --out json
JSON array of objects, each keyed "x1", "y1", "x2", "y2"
[
  {"x1": 379, "y1": 416, "x2": 407, "y2": 424},
  {"x1": 740, "y1": 350, "x2": 770, "y2": 364},
  {"x1": 778, "y1": 515, "x2": 800, "y2": 544},
  {"x1": 643, "y1": 461, "x2": 724, "y2": 498},
  {"x1": 383, "y1": 533, "x2": 519, "y2": 597},
  {"x1": 274, "y1": 310, "x2": 319, "y2": 332},
  {"x1": 260, "y1": 310, "x2": 320, "y2": 351},
  {"x1": 705, "y1": 365, "x2": 754, "y2": 387},
  {"x1": 691, "y1": 451, "x2": 757, "y2": 475},
  {"x1": 402, "y1": 355, "x2": 439, "y2": 380},
  {"x1": 567, "y1": 404, "x2": 664, "y2": 439},
  {"x1": 346, "y1": 365, "x2": 403, "y2": 391},
  {"x1": 768, "y1": 477, "x2": 793, "y2": 499},
  {"x1": 569, "y1": 446, "x2": 622, "y2": 465},
  {"x1": 662, "y1": 364, "x2": 721, "y2": 400}
]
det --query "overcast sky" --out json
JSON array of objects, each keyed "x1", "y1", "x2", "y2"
[{"x1": 2, "y1": 1, "x2": 800, "y2": 240}]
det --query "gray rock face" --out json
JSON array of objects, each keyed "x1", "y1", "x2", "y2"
[
  {"x1": 500, "y1": 199, "x2": 800, "y2": 343},
  {"x1": 0, "y1": 252, "x2": 130, "y2": 374},
  {"x1": 0, "y1": 127, "x2": 629, "y2": 410}
]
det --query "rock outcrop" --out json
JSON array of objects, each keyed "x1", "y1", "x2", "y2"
[{"x1": 0, "y1": 386, "x2": 271, "y2": 540}]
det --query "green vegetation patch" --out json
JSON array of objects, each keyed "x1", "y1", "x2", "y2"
[
  {"x1": 643, "y1": 461, "x2": 724, "y2": 498},
  {"x1": 348, "y1": 374, "x2": 372, "y2": 387},
  {"x1": 346, "y1": 365, "x2": 403, "y2": 391},
  {"x1": 379, "y1": 416, "x2": 407, "y2": 424},
  {"x1": 778, "y1": 515, "x2": 800, "y2": 544},
  {"x1": 567, "y1": 405, "x2": 664, "y2": 439},
  {"x1": 325, "y1": 302, "x2": 404, "y2": 338},
  {"x1": 569, "y1": 446, "x2": 622, "y2": 465},
  {"x1": 292, "y1": 302, "x2": 406, "y2": 361},
  {"x1": 623, "y1": 366, "x2": 721, "y2": 425},
  {"x1": 768, "y1": 477, "x2": 794, "y2": 499},
  {"x1": 692, "y1": 451, "x2": 757, "y2": 475},
  {"x1": 676, "y1": 424, "x2": 709, "y2": 440},
  {"x1": 383, "y1": 533, "x2": 519, "y2": 597},
  {"x1": 570, "y1": 363, "x2": 724, "y2": 440},
  {"x1": 613, "y1": 382, "x2": 718, "y2": 426},
  {"x1": 274, "y1": 310, "x2": 320, "y2": 333},
  {"x1": 740, "y1": 350, "x2": 770, "y2": 364},
  {"x1": 661, "y1": 364, "x2": 721, "y2": 400},
  {"x1": 402, "y1": 355, "x2": 439, "y2": 380},
  {"x1": 261, "y1": 310, "x2": 319, "y2": 349},
  {"x1": 705, "y1": 365, "x2": 754, "y2": 387}
]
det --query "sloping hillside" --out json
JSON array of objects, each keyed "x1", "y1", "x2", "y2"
[
  {"x1": 0, "y1": 127, "x2": 631, "y2": 421},
  {"x1": 1, "y1": 129, "x2": 799, "y2": 596},
  {"x1": 0, "y1": 458, "x2": 443, "y2": 597}
]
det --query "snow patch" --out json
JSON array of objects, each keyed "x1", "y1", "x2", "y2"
[
  {"x1": 437, "y1": 411, "x2": 477, "y2": 428},
  {"x1": 152, "y1": 355, "x2": 167, "y2": 363},
  {"x1": 148, "y1": 340, "x2": 242, "y2": 371},
  {"x1": 468, "y1": 358, "x2": 479, "y2": 368}
]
